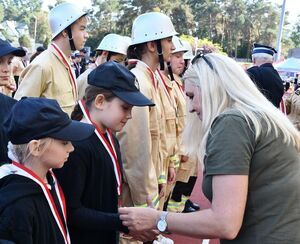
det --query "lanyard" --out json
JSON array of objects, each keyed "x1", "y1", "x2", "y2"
[
  {"x1": 78, "y1": 99, "x2": 122, "y2": 195},
  {"x1": 51, "y1": 43, "x2": 78, "y2": 100},
  {"x1": 156, "y1": 69, "x2": 177, "y2": 110},
  {"x1": 11, "y1": 162, "x2": 70, "y2": 244},
  {"x1": 175, "y1": 79, "x2": 185, "y2": 99}
]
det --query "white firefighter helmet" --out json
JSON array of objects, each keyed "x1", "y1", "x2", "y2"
[
  {"x1": 182, "y1": 41, "x2": 194, "y2": 60},
  {"x1": 49, "y1": 2, "x2": 87, "y2": 40},
  {"x1": 122, "y1": 36, "x2": 132, "y2": 46},
  {"x1": 96, "y1": 34, "x2": 130, "y2": 55},
  {"x1": 131, "y1": 12, "x2": 178, "y2": 45},
  {"x1": 172, "y1": 36, "x2": 188, "y2": 54}
]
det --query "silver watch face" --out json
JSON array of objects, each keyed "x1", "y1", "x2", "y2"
[{"x1": 157, "y1": 220, "x2": 167, "y2": 232}]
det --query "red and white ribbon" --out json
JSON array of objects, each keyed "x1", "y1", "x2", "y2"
[
  {"x1": 51, "y1": 43, "x2": 78, "y2": 100},
  {"x1": 10, "y1": 162, "x2": 70, "y2": 244},
  {"x1": 78, "y1": 99, "x2": 122, "y2": 195}
]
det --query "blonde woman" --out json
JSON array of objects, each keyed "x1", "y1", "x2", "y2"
[{"x1": 119, "y1": 53, "x2": 300, "y2": 243}]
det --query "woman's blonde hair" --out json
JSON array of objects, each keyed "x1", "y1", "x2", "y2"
[
  {"x1": 183, "y1": 53, "x2": 300, "y2": 161},
  {"x1": 8, "y1": 138, "x2": 53, "y2": 164}
]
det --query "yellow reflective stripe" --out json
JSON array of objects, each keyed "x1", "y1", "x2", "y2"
[
  {"x1": 135, "y1": 203, "x2": 148, "y2": 207},
  {"x1": 179, "y1": 195, "x2": 189, "y2": 207},
  {"x1": 158, "y1": 172, "x2": 167, "y2": 184},
  {"x1": 134, "y1": 194, "x2": 160, "y2": 209},
  {"x1": 170, "y1": 155, "x2": 180, "y2": 168},
  {"x1": 158, "y1": 178, "x2": 166, "y2": 184},
  {"x1": 167, "y1": 199, "x2": 181, "y2": 212},
  {"x1": 168, "y1": 202, "x2": 181, "y2": 207}
]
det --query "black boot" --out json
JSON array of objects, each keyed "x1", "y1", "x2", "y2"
[
  {"x1": 183, "y1": 200, "x2": 196, "y2": 213},
  {"x1": 186, "y1": 199, "x2": 200, "y2": 211}
]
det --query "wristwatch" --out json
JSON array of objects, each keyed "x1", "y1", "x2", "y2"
[{"x1": 156, "y1": 211, "x2": 169, "y2": 232}]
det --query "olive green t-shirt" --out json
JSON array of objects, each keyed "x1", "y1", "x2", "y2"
[{"x1": 202, "y1": 109, "x2": 300, "y2": 244}]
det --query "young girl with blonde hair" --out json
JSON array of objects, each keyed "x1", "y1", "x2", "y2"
[{"x1": 0, "y1": 97, "x2": 94, "y2": 244}]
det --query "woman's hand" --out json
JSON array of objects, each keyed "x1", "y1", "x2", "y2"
[{"x1": 119, "y1": 207, "x2": 160, "y2": 232}]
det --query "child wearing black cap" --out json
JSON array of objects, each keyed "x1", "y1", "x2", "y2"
[
  {"x1": 54, "y1": 61, "x2": 158, "y2": 244},
  {"x1": 0, "y1": 97, "x2": 94, "y2": 244},
  {"x1": 0, "y1": 38, "x2": 26, "y2": 165}
]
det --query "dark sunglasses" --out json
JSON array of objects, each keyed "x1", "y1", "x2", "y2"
[{"x1": 191, "y1": 52, "x2": 214, "y2": 70}]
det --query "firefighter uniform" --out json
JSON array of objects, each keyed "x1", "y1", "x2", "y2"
[
  {"x1": 156, "y1": 70, "x2": 178, "y2": 209},
  {"x1": 117, "y1": 60, "x2": 163, "y2": 211},
  {"x1": 14, "y1": 44, "x2": 78, "y2": 116},
  {"x1": 167, "y1": 74, "x2": 198, "y2": 212}
]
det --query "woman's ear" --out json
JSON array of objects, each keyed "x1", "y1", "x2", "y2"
[
  {"x1": 28, "y1": 140, "x2": 41, "y2": 157},
  {"x1": 146, "y1": 41, "x2": 156, "y2": 53},
  {"x1": 94, "y1": 94, "x2": 106, "y2": 110}
]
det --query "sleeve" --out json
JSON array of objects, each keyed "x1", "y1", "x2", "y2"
[
  {"x1": 0, "y1": 204, "x2": 33, "y2": 244},
  {"x1": 54, "y1": 142, "x2": 128, "y2": 233},
  {"x1": 14, "y1": 63, "x2": 49, "y2": 100},
  {"x1": 204, "y1": 113, "x2": 255, "y2": 176}
]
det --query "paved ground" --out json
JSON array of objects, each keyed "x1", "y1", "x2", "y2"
[{"x1": 167, "y1": 170, "x2": 220, "y2": 244}]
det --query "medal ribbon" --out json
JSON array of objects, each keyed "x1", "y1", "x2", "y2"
[
  {"x1": 11, "y1": 161, "x2": 70, "y2": 244},
  {"x1": 51, "y1": 43, "x2": 78, "y2": 100},
  {"x1": 78, "y1": 99, "x2": 122, "y2": 195}
]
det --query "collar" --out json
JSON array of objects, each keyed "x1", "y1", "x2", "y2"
[
  {"x1": 129, "y1": 59, "x2": 158, "y2": 89},
  {"x1": 173, "y1": 74, "x2": 183, "y2": 86},
  {"x1": 156, "y1": 70, "x2": 173, "y2": 89},
  {"x1": 49, "y1": 43, "x2": 72, "y2": 70},
  {"x1": 260, "y1": 63, "x2": 274, "y2": 68}
]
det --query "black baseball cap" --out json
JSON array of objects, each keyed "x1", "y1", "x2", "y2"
[
  {"x1": 88, "y1": 61, "x2": 155, "y2": 107},
  {"x1": 4, "y1": 97, "x2": 95, "y2": 144},
  {"x1": 0, "y1": 39, "x2": 26, "y2": 57}
]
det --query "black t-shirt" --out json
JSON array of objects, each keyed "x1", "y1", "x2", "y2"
[
  {"x1": 54, "y1": 133, "x2": 128, "y2": 244},
  {"x1": 247, "y1": 63, "x2": 284, "y2": 108},
  {"x1": 0, "y1": 94, "x2": 16, "y2": 165}
]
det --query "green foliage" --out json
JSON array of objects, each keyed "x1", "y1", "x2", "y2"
[
  {"x1": 180, "y1": 34, "x2": 224, "y2": 54},
  {"x1": 19, "y1": 34, "x2": 31, "y2": 47},
  {"x1": 291, "y1": 15, "x2": 300, "y2": 47},
  {"x1": 1, "y1": 0, "x2": 51, "y2": 45},
  {"x1": 0, "y1": 4, "x2": 4, "y2": 23},
  {"x1": 1, "y1": 0, "x2": 293, "y2": 58}
]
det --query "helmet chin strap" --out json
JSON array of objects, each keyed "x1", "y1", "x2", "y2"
[
  {"x1": 167, "y1": 62, "x2": 175, "y2": 81},
  {"x1": 156, "y1": 40, "x2": 165, "y2": 70},
  {"x1": 66, "y1": 26, "x2": 76, "y2": 51}
]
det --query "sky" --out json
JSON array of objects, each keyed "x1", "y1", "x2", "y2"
[{"x1": 42, "y1": 0, "x2": 299, "y2": 26}]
